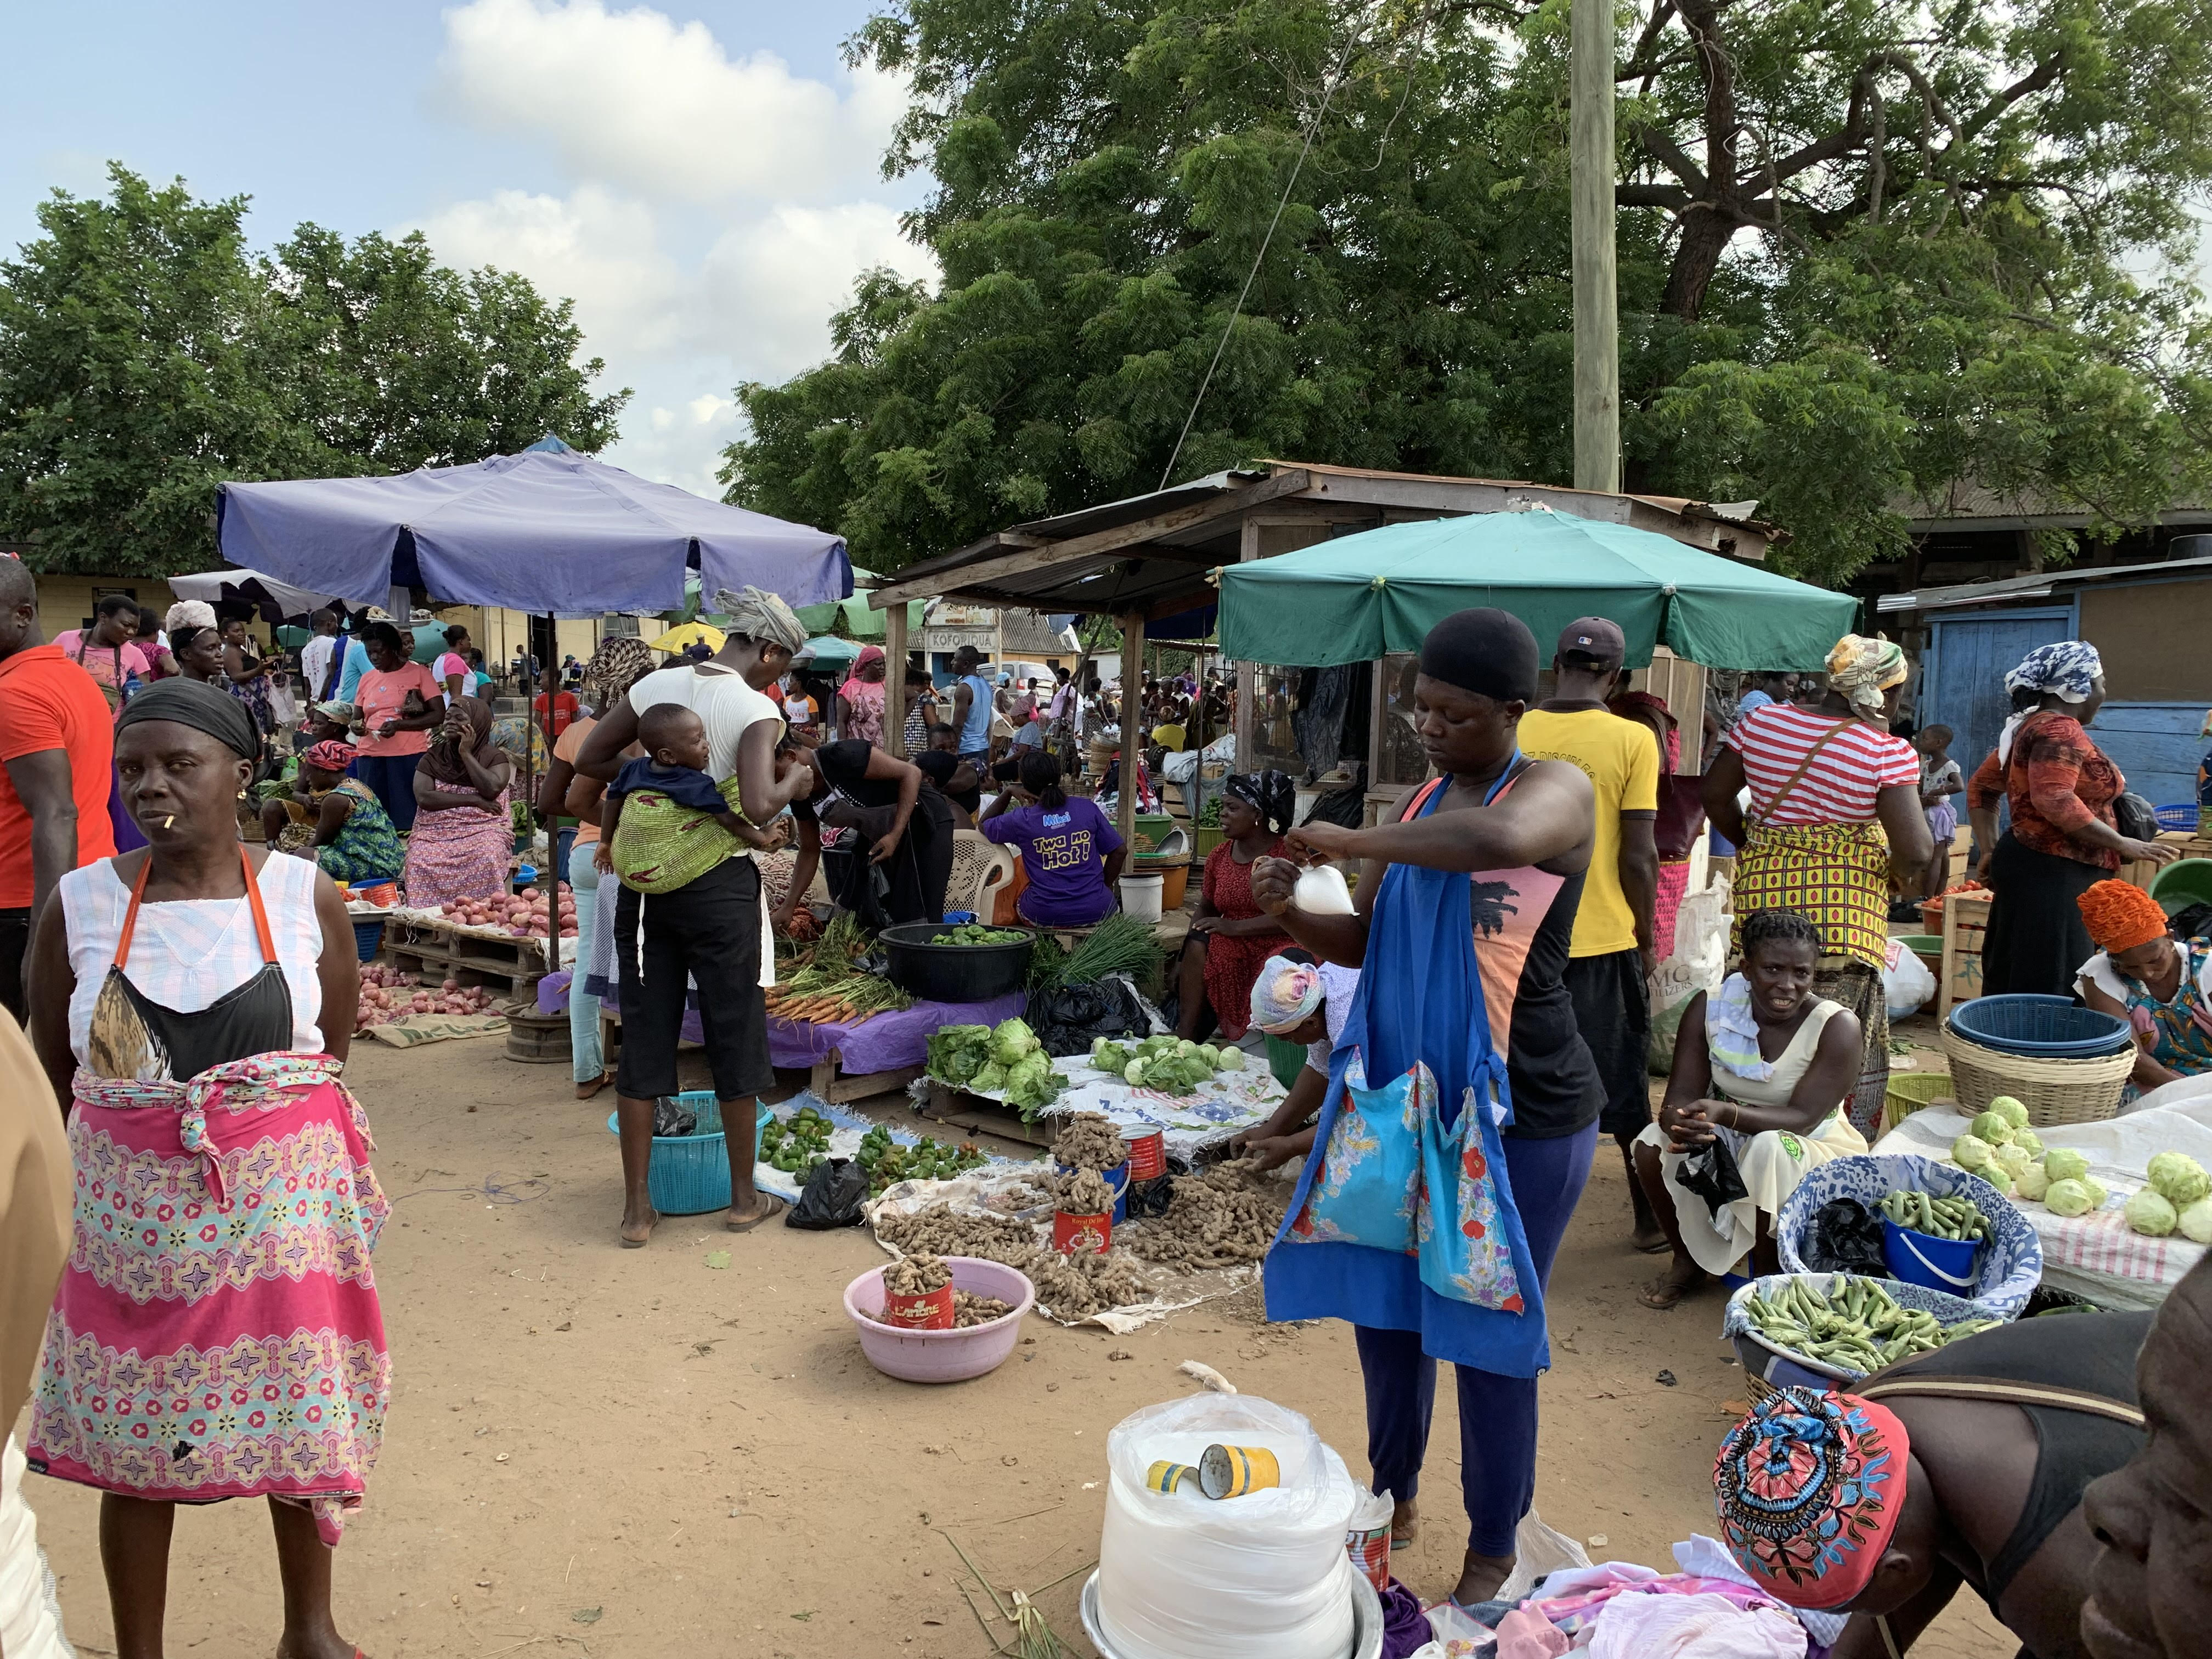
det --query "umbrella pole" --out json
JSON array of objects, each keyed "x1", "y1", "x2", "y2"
[{"x1": 541, "y1": 612, "x2": 557, "y2": 979}]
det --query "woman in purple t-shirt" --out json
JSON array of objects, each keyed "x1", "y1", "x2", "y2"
[{"x1": 980, "y1": 750, "x2": 1127, "y2": 926}]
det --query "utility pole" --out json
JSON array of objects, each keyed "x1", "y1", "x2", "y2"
[{"x1": 1571, "y1": 0, "x2": 1620, "y2": 494}]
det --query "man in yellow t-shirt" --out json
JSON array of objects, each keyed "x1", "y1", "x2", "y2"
[{"x1": 1516, "y1": 618, "x2": 1663, "y2": 1251}]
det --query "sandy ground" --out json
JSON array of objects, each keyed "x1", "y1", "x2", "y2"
[{"x1": 20, "y1": 1032, "x2": 2018, "y2": 1658}]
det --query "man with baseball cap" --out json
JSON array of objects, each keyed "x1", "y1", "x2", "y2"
[{"x1": 1516, "y1": 618, "x2": 1663, "y2": 1250}]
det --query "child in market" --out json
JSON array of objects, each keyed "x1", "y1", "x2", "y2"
[
  {"x1": 1226, "y1": 952, "x2": 1361, "y2": 1172},
  {"x1": 597, "y1": 703, "x2": 786, "y2": 891},
  {"x1": 1916, "y1": 724, "x2": 1964, "y2": 899}
]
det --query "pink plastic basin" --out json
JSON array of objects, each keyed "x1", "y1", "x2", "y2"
[{"x1": 843, "y1": 1256, "x2": 1036, "y2": 1383}]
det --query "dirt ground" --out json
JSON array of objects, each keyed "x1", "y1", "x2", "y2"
[{"x1": 20, "y1": 1032, "x2": 2018, "y2": 1658}]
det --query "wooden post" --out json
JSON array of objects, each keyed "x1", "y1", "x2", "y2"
[
  {"x1": 1118, "y1": 608, "x2": 1146, "y2": 868},
  {"x1": 882, "y1": 599, "x2": 909, "y2": 760},
  {"x1": 1571, "y1": 0, "x2": 1620, "y2": 494}
]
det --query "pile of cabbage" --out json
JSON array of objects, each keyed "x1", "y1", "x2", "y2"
[
  {"x1": 926, "y1": 1018, "x2": 1065, "y2": 1116},
  {"x1": 1951, "y1": 1095, "x2": 2212, "y2": 1242},
  {"x1": 1090, "y1": 1034, "x2": 1244, "y2": 1094}
]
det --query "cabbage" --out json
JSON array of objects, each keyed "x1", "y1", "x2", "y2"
[
  {"x1": 1969, "y1": 1111, "x2": 2017, "y2": 1147},
  {"x1": 2045, "y1": 1178, "x2": 2095, "y2": 1217},
  {"x1": 2148, "y1": 1153, "x2": 2211, "y2": 1207},
  {"x1": 2012, "y1": 1128, "x2": 2044, "y2": 1159},
  {"x1": 2013, "y1": 1163, "x2": 2051, "y2": 1201},
  {"x1": 2181, "y1": 1198, "x2": 2212, "y2": 1245},
  {"x1": 1197, "y1": 1045, "x2": 1221, "y2": 1068},
  {"x1": 1005, "y1": 1053, "x2": 1063, "y2": 1112},
  {"x1": 1987, "y1": 1096, "x2": 2030, "y2": 1130},
  {"x1": 1980, "y1": 1160, "x2": 2016, "y2": 1195},
  {"x1": 1125, "y1": 1059, "x2": 1147, "y2": 1086},
  {"x1": 1177, "y1": 1039, "x2": 1198, "y2": 1058},
  {"x1": 1951, "y1": 1134, "x2": 1997, "y2": 1172},
  {"x1": 990, "y1": 1018, "x2": 1040, "y2": 1065},
  {"x1": 1217, "y1": 1048, "x2": 1245, "y2": 1072},
  {"x1": 2125, "y1": 1188, "x2": 2179, "y2": 1237},
  {"x1": 2042, "y1": 1149, "x2": 2091, "y2": 1185},
  {"x1": 972, "y1": 1062, "x2": 1008, "y2": 1094},
  {"x1": 1092, "y1": 1042, "x2": 1131, "y2": 1075},
  {"x1": 2081, "y1": 1177, "x2": 2110, "y2": 1209},
  {"x1": 1994, "y1": 1143, "x2": 2035, "y2": 1178}
]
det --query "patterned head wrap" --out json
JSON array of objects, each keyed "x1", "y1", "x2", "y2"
[
  {"x1": 1997, "y1": 640, "x2": 2105, "y2": 764},
  {"x1": 1249, "y1": 955, "x2": 1326, "y2": 1035},
  {"x1": 309, "y1": 700, "x2": 356, "y2": 727},
  {"x1": 579, "y1": 635, "x2": 657, "y2": 713},
  {"x1": 1224, "y1": 770, "x2": 1296, "y2": 836},
  {"x1": 302, "y1": 739, "x2": 357, "y2": 774},
  {"x1": 1824, "y1": 634, "x2": 1909, "y2": 721},
  {"x1": 2079, "y1": 879, "x2": 2171, "y2": 955},
  {"x1": 712, "y1": 585, "x2": 808, "y2": 654},
  {"x1": 163, "y1": 600, "x2": 218, "y2": 635},
  {"x1": 1713, "y1": 1387, "x2": 1909, "y2": 1610}
]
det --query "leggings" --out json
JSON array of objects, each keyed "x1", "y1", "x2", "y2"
[{"x1": 1356, "y1": 1119, "x2": 1598, "y2": 1558}]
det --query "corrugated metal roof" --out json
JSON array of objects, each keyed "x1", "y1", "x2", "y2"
[{"x1": 1877, "y1": 552, "x2": 2212, "y2": 612}]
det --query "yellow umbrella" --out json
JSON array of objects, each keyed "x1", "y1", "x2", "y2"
[{"x1": 648, "y1": 621, "x2": 726, "y2": 654}]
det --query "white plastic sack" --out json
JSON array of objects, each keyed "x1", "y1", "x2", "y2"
[
  {"x1": 1098, "y1": 1394, "x2": 1359, "y2": 1659},
  {"x1": 1881, "y1": 936, "x2": 1936, "y2": 1018},
  {"x1": 0, "y1": 1438, "x2": 73, "y2": 1659},
  {"x1": 1492, "y1": 1506, "x2": 1595, "y2": 1604}
]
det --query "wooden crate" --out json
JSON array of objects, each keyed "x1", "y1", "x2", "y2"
[
  {"x1": 917, "y1": 1080, "x2": 1056, "y2": 1149},
  {"x1": 1937, "y1": 889, "x2": 1992, "y2": 1017},
  {"x1": 380, "y1": 915, "x2": 556, "y2": 1001}
]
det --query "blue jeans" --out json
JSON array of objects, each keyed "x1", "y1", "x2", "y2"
[
  {"x1": 568, "y1": 857, "x2": 605, "y2": 1084},
  {"x1": 555, "y1": 825, "x2": 576, "y2": 890}
]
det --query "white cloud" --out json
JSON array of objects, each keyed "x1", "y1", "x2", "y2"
[
  {"x1": 436, "y1": 0, "x2": 906, "y2": 206},
  {"x1": 413, "y1": 0, "x2": 935, "y2": 500}
]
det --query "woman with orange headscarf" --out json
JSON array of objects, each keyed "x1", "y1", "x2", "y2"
[{"x1": 2075, "y1": 879, "x2": 2212, "y2": 1097}]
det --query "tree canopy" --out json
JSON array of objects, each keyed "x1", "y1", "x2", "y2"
[
  {"x1": 0, "y1": 166, "x2": 629, "y2": 576},
  {"x1": 724, "y1": 0, "x2": 2212, "y2": 585}
]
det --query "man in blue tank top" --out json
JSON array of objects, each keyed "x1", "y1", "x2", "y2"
[{"x1": 950, "y1": 645, "x2": 994, "y2": 764}]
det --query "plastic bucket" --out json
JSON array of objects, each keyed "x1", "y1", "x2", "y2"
[
  {"x1": 1882, "y1": 1217, "x2": 1982, "y2": 1295},
  {"x1": 1118, "y1": 872, "x2": 1164, "y2": 923}
]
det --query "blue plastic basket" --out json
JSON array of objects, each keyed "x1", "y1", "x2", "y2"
[
  {"x1": 351, "y1": 918, "x2": 385, "y2": 962},
  {"x1": 1946, "y1": 994, "x2": 2131, "y2": 1058},
  {"x1": 602, "y1": 1093, "x2": 772, "y2": 1216},
  {"x1": 2156, "y1": 803, "x2": 2199, "y2": 831}
]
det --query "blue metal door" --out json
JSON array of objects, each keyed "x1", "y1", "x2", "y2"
[{"x1": 1923, "y1": 607, "x2": 2078, "y2": 811}]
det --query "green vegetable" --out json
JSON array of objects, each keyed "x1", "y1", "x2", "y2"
[
  {"x1": 2148, "y1": 1152, "x2": 2211, "y2": 1206},
  {"x1": 1197, "y1": 1043, "x2": 1221, "y2": 1067},
  {"x1": 1987, "y1": 1096, "x2": 2030, "y2": 1130},
  {"x1": 1878, "y1": 1190, "x2": 1990, "y2": 1242},
  {"x1": 1739, "y1": 1274, "x2": 2000, "y2": 1376},
  {"x1": 1092, "y1": 1042, "x2": 1132, "y2": 1075},
  {"x1": 1216, "y1": 1048, "x2": 1245, "y2": 1073},
  {"x1": 1004, "y1": 1051, "x2": 1064, "y2": 1116},
  {"x1": 2043, "y1": 1149, "x2": 2091, "y2": 1184},
  {"x1": 927, "y1": 1025, "x2": 996, "y2": 1087},
  {"x1": 1054, "y1": 912, "x2": 1165, "y2": 991},
  {"x1": 931, "y1": 924, "x2": 1031, "y2": 946},
  {"x1": 2081, "y1": 1177, "x2": 2110, "y2": 1209},
  {"x1": 1125, "y1": 1059, "x2": 1147, "y2": 1086},
  {"x1": 2125, "y1": 1188, "x2": 2178, "y2": 1237},
  {"x1": 2180, "y1": 1197, "x2": 2212, "y2": 1244},
  {"x1": 1951, "y1": 1133, "x2": 1997, "y2": 1172},
  {"x1": 1980, "y1": 1160, "x2": 2016, "y2": 1195},
  {"x1": 989, "y1": 1017, "x2": 1040, "y2": 1066},
  {"x1": 2012, "y1": 1128, "x2": 2044, "y2": 1159},
  {"x1": 2045, "y1": 1178, "x2": 2096, "y2": 1217},
  {"x1": 2014, "y1": 1163, "x2": 2051, "y2": 1201},
  {"x1": 1969, "y1": 1110, "x2": 2017, "y2": 1147},
  {"x1": 1994, "y1": 1143, "x2": 2035, "y2": 1178},
  {"x1": 973, "y1": 1062, "x2": 1008, "y2": 1094}
]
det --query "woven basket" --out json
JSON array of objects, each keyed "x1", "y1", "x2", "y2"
[{"x1": 1938, "y1": 1025, "x2": 2133, "y2": 1126}]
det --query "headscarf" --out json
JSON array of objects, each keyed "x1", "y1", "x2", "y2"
[
  {"x1": 1249, "y1": 955, "x2": 1326, "y2": 1035},
  {"x1": 113, "y1": 678, "x2": 258, "y2": 761},
  {"x1": 163, "y1": 600, "x2": 217, "y2": 635},
  {"x1": 579, "y1": 634, "x2": 657, "y2": 713},
  {"x1": 1713, "y1": 1386, "x2": 1909, "y2": 1610},
  {"x1": 2079, "y1": 879, "x2": 2171, "y2": 955},
  {"x1": 1223, "y1": 770, "x2": 1296, "y2": 836},
  {"x1": 310, "y1": 700, "x2": 356, "y2": 727},
  {"x1": 1419, "y1": 608, "x2": 1539, "y2": 703},
  {"x1": 841, "y1": 644, "x2": 887, "y2": 700},
  {"x1": 1997, "y1": 640, "x2": 2105, "y2": 764},
  {"x1": 302, "y1": 739, "x2": 358, "y2": 775},
  {"x1": 1824, "y1": 634, "x2": 1909, "y2": 721},
  {"x1": 712, "y1": 585, "x2": 808, "y2": 654},
  {"x1": 423, "y1": 695, "x2": 498, "y2": 786}
]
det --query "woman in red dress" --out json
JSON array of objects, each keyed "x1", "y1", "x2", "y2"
[{"x1": 1175, "y1": 771, "x2": 1296, "y2": 1040}]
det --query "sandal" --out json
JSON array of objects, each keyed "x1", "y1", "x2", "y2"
[
  {"x1": 618, "y1": 1209, "x2": 658, "y2": 1249},
  {"x1": 725, "y1": 1195, "x2": 788, "y2": 1233},
  {"x1": 1638, "y1": 1262, "x2": 1707, "y2": 1311}
]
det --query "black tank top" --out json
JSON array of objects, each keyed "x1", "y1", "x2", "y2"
[{"x1": 1499, "y1": 864, "x2": 1602, "y2": 1139}]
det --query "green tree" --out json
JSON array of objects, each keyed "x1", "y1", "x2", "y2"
[
  {"x1": 0, "y1": 165, "x2": 628, "y2": 576},
  {"x1": 725, "y1": 0, "x2": 2212, "y2": 586}
]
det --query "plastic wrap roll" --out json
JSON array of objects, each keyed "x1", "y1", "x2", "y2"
[{"x1": 1097, "y1": 1394, "x2": 1358, "y2": 1659}]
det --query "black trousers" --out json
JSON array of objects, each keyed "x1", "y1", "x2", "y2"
[
  {"x1": 1982, "y1": 833, "x2": 2102, "y2": 1000},
  {"x1": 613, "y1": 857, "x2": 773, "y2": 1102},
  {"x1": 1564, "y1": 947, "x2": 1652, "y2": 1138},
  {"x1": 0, "y1": 907, "x2": 29, "y2": 1025}
]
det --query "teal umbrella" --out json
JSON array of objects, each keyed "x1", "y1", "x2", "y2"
[
  {"x1": 1216, "y1": 509, "x2": 1854, "y2": 671},
  {"x1": 794, "y1": 567, "x2": 924, "y2": 639},
  {"x1": 801, "y1": 635, "x2": 861, "y2": 671}
]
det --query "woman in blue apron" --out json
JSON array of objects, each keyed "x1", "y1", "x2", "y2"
[{"x1": 1252, "y1": 607, "x2": 1602, "y2": 1609}]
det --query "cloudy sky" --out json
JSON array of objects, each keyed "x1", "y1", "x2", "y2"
[{"x1": 7, "y1": 0, "x2": 936, "y2": 496}]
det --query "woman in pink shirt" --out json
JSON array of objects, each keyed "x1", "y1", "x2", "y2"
[
  {"x1": 55, "y1": 595, "x2": 153, "y2": 714},
  {"x1": 352, "y1": 622, "x2": 445, "y2": 831}
]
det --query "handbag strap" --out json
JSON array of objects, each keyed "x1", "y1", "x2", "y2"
[
  {"x1": 1747, "y1": 718, "x2": 1855, "y2": 828},
  {"x1": 1855, "y1": 1374, "x2": 2145, "y2": 1429}
]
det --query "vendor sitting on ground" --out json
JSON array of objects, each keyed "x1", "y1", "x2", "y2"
[
  {"x1": 2075, "y1": 878, "x2": 2212, "y2": 1099},
  {"x1": 1226, "y1": 953, "x2": 1359, "y2": 1170},
  {"x1": 1709, "y1": 1254, "x2": 2210, "y2": 1659},
  {"x1": 599, "y1": 704, "x2": 787, "y2": 890},
  {"x1": 1173, "y1": 770, "x2": 1295, "y2": 1041},
  {"x1": 263, "y1": 739, "x2": 404, "y2": 887},
  {"x1": 403, "y1": 696, "x2": 519, "y2": 907},
  {"x1": 1634, "y1": 906, "x2": 1868, "y2": 1309},
  {"x1": 980, "y1": 749, "x2": 1126, "y2": 927}
]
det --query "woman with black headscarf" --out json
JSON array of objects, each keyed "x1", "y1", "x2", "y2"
[
  {"x1": 1250, "y1": 607, "x2": 1600, "y2": 1609},
  {"x1": 1173, "y1": 770, "x2": 1296, "y2": 1040},
  {"x1": 403, "y1": 695, "x2": 516, "y2": 905}
]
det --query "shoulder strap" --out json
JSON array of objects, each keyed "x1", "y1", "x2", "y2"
[
  {"x1": 1855, "y1": 1374, "x2": 2145, "y2": 1428},
  {"x1": 110, "y1": 845, "x2": 277, "y2": 972},
  {"x1": 1748, "y1": 716, "x2": 1855, "y2": 826}
]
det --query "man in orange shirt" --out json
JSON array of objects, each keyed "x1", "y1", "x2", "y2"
[{"x1": 0, "y1": 556, "x2": 120, "y2": 1021}]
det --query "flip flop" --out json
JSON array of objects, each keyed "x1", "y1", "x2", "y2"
[
  {"x1": 619, "y1": 1211, "x2": 658, "y2": 1249},
  {"x1": 1638, "y1": 1267, "x2": 1705, "y2": 1311},
  {"x1": 726, "y1": 1195, "x2": 788, "y2": 1233}
]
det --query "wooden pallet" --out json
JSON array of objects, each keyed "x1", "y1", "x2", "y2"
[
  {"x1": 916, "y1": 1080, "x2": 1056, "y2": 1148},
  {"x1": 380, "y1": 915, "x2": 558, "y2": 1001}
]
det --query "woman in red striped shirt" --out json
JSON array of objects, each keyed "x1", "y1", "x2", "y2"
[{"x1": 1701, "y1": 635, "x2": 1932, "y2": 1139}]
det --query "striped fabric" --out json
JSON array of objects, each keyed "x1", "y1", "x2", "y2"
[{"x1": 1730, "y1": 703, "x2": 1920, "y2": 826}]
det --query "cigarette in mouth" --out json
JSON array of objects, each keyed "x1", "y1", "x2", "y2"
[{"x1": 162, "y1": 816, "x2": 176, "y2": 829}]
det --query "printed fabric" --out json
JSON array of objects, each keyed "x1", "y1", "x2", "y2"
[
  {"x1": 1730, "y1": 821, "x2": 1893, "y2": 972},
  {"x1": 611, "y1": 777, "x2": 746, "y2": 895},
  {"x1": 1198, "y1": 839, "x2": 1291, "y2": 1040},
  {"x1": 314, "y1": 780, "x2": 405, "y2": 887},
  {"x1": 1965, "y1": 710, "x2": 2124, "y2": 869},
  {"x1": 401, "y1": 778, "x2": 514, "y2": 907},
  {"x1": 27, "y1": 1053, "x2": 390, "y2": 1547},
  {"x1": 1714, "y1": 1387, "x2": 1906, "y2": 1610},
  {"x1": 2079, "y1": 941, "x2": 2212, "y2": 1077}
]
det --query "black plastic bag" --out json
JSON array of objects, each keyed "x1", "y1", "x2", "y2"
[
  {"x1": 652, "y1": 1096, "x2": 698, "y2": 1138},
  {"x1": 1028, "y1": 975, "x2": 1159, "y2": 1057},
  {"x1": 1803, "y1": 1197, "x2": 1889, "y2": 1276},
  {"x1": 1674, "y1": 1136, "x2": 1748, "y2": 1221},
  {"x1": 786, "y1": 1157, "x2": 871, "y2": 1229}
]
